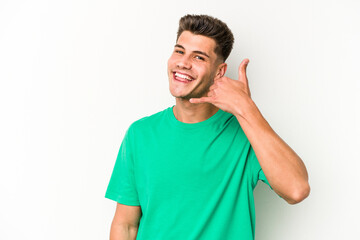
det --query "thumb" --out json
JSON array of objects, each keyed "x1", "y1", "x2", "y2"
[{"x1": 238, "y1": 58, "x2": 249, "y2": 84}]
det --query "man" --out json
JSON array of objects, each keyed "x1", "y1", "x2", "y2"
[{"x1": 105, "y1": 14, "x2": 310, "y2": 240}]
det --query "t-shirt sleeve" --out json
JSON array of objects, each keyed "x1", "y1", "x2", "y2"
[
  {"x1": 248, "y1": 144, "x2": 273, "y2": 190},
  {"x1": 105, "y1": 126, "x2": 140, "y2": 206}
]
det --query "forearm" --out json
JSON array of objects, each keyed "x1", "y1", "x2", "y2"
[
  {"x1": 110, "y1": 222, "x2": 138, "y2": 240},
  {"x1": 235, "y1": 99, "x2": 310, "y2": 204}
]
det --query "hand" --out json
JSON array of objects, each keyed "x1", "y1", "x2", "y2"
[{"x1": 190, "y1": 58, "x2": 253, "y2": 117}]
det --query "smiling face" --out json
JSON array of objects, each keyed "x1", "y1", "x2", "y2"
[{"x1": 167, "y1": 31, "x2": 226, "y2": 100}]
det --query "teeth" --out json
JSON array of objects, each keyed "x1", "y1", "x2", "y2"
[{"x1": 175, "y1": 72, "x2": 193, "y2": 81}]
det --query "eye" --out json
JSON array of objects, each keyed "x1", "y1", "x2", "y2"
[
  {"x1": 195, "y1": 55, "x2": 205, "y2": 61},
  {"x1": 175, "y1": 50, "x2": 184, "y2": 54}
]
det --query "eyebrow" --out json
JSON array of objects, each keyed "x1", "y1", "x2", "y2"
[{"x1": 174, "y1": 44, "x2": 210, "y2": 59}]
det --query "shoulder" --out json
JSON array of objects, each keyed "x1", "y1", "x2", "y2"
[{"x1": 128, "y1": 107, "x2": 171, "y2": 133}]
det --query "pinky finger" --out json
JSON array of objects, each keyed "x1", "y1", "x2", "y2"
[{"x1": 189, "y1": 97, "x2": 213, "y2": 104}]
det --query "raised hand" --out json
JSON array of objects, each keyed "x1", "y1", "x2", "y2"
[{"x1": 189, "y1": 58, "x2": 253, "y2": 117}]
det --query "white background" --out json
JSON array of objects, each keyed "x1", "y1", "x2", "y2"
[{"x1": 1, "y1": 0, "x2": 359, "y2": 239}]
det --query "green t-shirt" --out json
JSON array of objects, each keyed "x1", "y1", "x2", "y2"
[{"x1": 105, "y1": 106, "x2": 271, "y2": 240}]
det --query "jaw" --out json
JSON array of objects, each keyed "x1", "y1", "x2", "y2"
[
  {"x1": 169, "y1": 77, "x2": 212, "y2": 100},
  {"x1": 167, "y1": 65, "x2": 215, "y2": 99}
]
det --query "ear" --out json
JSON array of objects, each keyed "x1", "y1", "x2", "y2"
[{"x1": 214, "y1": 63, "x2": 227, "y2": 80}]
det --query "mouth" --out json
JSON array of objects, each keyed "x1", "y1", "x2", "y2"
[{"x1": 173, "y1": 71, "x2": 195, "y2": 83}]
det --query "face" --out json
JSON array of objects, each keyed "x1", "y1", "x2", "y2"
[{"x1": 167, "y1": 31, "x2": 226, "y2": 100}]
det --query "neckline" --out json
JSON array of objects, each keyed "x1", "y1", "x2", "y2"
[{"x1": 167, "y1": 105, "x2": 226, "y2": 130}]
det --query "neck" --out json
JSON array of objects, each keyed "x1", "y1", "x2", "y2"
[{"x1": 173, "y1": 98, "x2": 219, "y2": 123}]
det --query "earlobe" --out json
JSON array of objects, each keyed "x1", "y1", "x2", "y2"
[
  {"x1": 214, "y1": 63, "x2": 227, "y2": 80},
  {"x1": 218, "y1": 63, "x2": 227, "y2": 78},
  {"x1": 215, "y1": 70, "x2": 223, "y2": 80}
]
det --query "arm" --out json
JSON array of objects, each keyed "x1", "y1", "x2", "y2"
[
  {"x1": 235, "y1": 99, "x2": 310, "y2": 204},
  {"x1": 190, "y1": 59, "x2": 310, "y2": 204},
  {"x1": 110, "y1": 203, "x2": 142, "y2": 240}
]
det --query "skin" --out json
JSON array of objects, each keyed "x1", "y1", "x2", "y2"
[
  {"x1": 169, "y1": 31, "x2": 310, "y2": 204},
  {"x1": 110, "y1": 30, "x2": 310, "y2": 239},
  {"x1": 167, "y1": 31, "x2": 228, "y2": 123},
  {"x1": 110, "y1": 203, "x2": 141, "y2": 240}
]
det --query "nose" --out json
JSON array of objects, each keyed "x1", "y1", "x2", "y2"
[{"x1": 176, "y1": 55, "x2": 192, "y2": 70}]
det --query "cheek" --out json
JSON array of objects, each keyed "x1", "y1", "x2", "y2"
[
  {"x1": 167, "y1": 54, "x2": 177, "y2": 67},
  {"x1": 198, "y1": 66, "x2": 212, "y2": 79},
  {"x1": 167, "y1": 58, "x2": 172, "y2": 69}
]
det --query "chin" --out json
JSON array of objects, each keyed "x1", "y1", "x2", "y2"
[{"x1": 170, "y1": 91, "x2": 190, "y2": 100}]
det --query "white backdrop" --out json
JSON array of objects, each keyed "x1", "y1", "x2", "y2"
[{"x1": 1, "y1": 0, "x2": 359, "y2": 239}]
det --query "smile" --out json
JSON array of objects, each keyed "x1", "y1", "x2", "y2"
[{"x1": 173, "y1": 72, "x2": 195, "y2": 83}]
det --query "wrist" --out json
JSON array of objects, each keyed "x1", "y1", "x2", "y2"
[
  {"x1": 234, "y1": 97, "x2": 258, "y2": 120},
  {"x1": 235, "y1": 98, "x2": 271, "y2": 133}
]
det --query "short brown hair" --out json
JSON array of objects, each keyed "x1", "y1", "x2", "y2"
[{"x1": 176, "y1": 14, "x2": 234, "y2": 62}]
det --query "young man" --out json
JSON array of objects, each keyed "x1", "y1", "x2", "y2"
[{"x1": 105, "y1": 14, "x2": 310, "y2": 240}]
